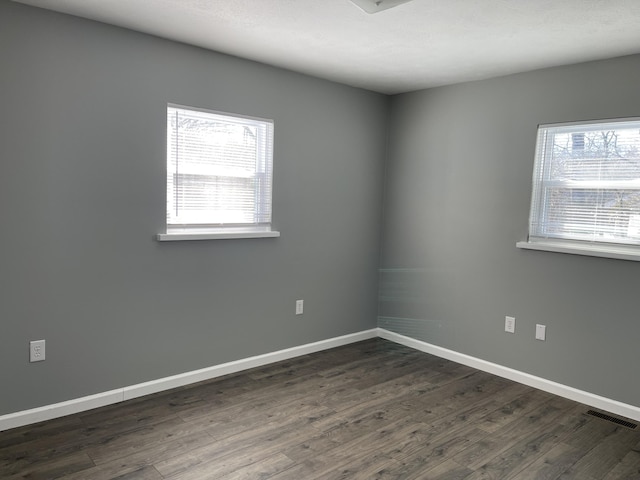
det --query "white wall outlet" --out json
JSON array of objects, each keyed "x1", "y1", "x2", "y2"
[
  {"x1": 295, "y1": 299, "x2": 304, "y2": 315},
  {"x1": 30, "y1": 340, "x2": 46, "y2": 362},
  {"x1": 536, "y1": 324, "x2": 546, "y2": 341},
  {"x1": 505, "y1": 316, "x2": 515, "y2": 334}
]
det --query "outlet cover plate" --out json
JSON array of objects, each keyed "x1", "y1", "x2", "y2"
[
  {"x1": 295, "y1": 299, "x2": 304, "y2": 315},
  {"x1": 505, "y1": 316, "x2": 515, "y2": 334},
  {"x1": 30, "y1": 340, "x2": 46, "y2": 362},
  {"x1": 536, "y1": 324, "x2": 546, "y2": 341}
]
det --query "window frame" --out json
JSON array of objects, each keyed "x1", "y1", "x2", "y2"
[
  {"x1": 517, "y1": 117, "x2": 640, "y2": 261},
  {"x1": 157, "y1": 104, "x2": 279, "y2": 241}
]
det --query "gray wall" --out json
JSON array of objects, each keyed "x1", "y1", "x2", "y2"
[
  {"x1": 0, "y1": 2, "x2": 387, "y2": 415},
  {"x1": 3, "y1": 0, "x2": 638, "y2": 419},
  {"x1": 380, "y1": 55, "x2": 640, "y2": 407}
]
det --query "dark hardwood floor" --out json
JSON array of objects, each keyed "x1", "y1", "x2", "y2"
[{"x1": 2, "y1": 338, "x2": 639, "y2": 479}]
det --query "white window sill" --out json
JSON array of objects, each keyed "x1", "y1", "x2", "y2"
[
  {"x1": 516, "y1": 240, "x2": 640, "y2": 262},
  {"x1": 157, "y1": 230, "x2": 280, "y2": 241}
]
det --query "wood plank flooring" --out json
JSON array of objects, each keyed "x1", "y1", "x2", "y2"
[{"x1": 1, "y1": 338, "x2": 639, "y2": 479}]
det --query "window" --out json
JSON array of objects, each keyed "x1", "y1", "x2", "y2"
[
  {"x1": 519, "y1": 118, "x2": 640, "y2": 260},
  {"x1": 158, "y1": 104, "x2": 279, "y2": 241}
]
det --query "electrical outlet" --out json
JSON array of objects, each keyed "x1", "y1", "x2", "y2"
[
  {"x1": 295, "y1": 299, "x2": 304, "y2": 315},
  {"x1": 536, "y1": 324, "x2": 546, "y2": 341},
  {"x1": 505, "y1": 316, "x2": 515, "y2": 334},
  {"x1": 30, "y1": 340, "x2": 46, "y2": 362}
]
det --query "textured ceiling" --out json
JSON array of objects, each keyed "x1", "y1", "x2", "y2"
[{"x1": 13, "y1": 0, "x2": 640, "y2": 94}]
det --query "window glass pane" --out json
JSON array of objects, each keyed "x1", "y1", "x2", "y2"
[{"x1": 547, "y1": 128, "x2": 640, "y2": 182}]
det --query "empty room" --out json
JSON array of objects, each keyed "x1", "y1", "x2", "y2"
[{"x1": 2, "y1": 0, "x2": 640, "y2": 478}]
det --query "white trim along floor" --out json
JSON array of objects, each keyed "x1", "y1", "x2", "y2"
[{"x1": 2, "y1": 328, "x2": 639, "y2": 432}]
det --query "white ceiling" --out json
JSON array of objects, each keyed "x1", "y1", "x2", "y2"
[{"x1": 13, "y1": 0, "x2": 640, "y2": 94}]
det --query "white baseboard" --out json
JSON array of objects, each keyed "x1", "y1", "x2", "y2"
[
  {"x1": 3, "y1": 327, "x2": 639, "y2": 432},
  {"x1": 0, "y1": 329, "x2": 378, "y2": 432},
  {"x1": 0, "y1": 389, "x2": 123, "y2": 433},
  {"x1": 122, "y1": 329, "x2": 378, "y2": 402},
  {"x1": 377, "y1": 328, "x2": 640, "y2": 423}
]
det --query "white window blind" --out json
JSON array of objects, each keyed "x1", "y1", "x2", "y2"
[
  {"x1": 526, "y1": 118, "x2": 640, "y2": 251},
  {"x1": 166, "y1": 105, "x2": 274, "y2": 234}
]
